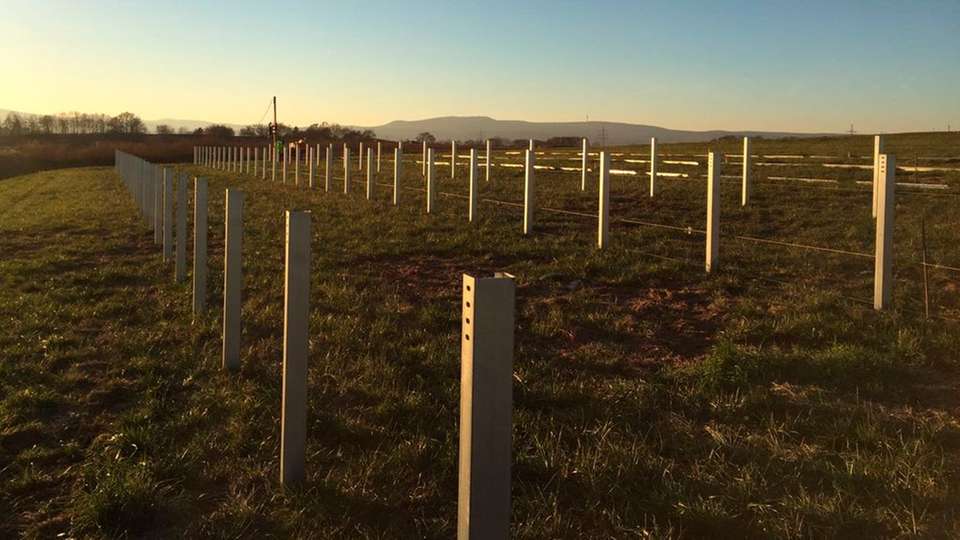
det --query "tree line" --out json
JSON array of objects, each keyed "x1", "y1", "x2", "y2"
[{"x1": 1, "y1": 111, "x2": 150, "y2": 136}]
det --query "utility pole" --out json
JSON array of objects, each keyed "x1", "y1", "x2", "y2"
[
  {"x1": 847, "y1": 123, "x2": 856, "y2": 136},
  {"x1": 272, "y1": 96, "x2": 278, "y2": 156}
]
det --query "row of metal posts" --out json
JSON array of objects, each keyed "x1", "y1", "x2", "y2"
[
  {"x1": 188, "y1": 146, "x2": 515, "y2": 539},
  {"x1": 193, "y1": 136, "x2": 896, "y2": 311}
]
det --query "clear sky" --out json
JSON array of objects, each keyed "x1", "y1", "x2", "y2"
[{"x1": 2, "y1": 0, "x2": 957, "y2": 133}]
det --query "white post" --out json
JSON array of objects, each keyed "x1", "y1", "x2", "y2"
[
  {"x1": 422, "y1": 141, "x2": 427, "y2": 176},
  {"x1": 451, "y1": 140, "x2": 457, "y2": 179},
  {"x1": 154, "y1": 171, "x2": 162, "y2": 245},
  {"x1": 598, "y1": 151, "x2": 610, "y2": 249},
  {"x1": 325, "y1": 144, "x2": 332, "y2": 192},
  {"x1": 485, "y1": 139, "x2": 491, "y2": 182},
  {"x1": 529, "y1": 139, "x2": 534, "y2": 151},
  {"x1": 469, "y1": 149, "x2": 478, "y2": 223},
  {"x1": 175, "y1": 172, "x2": 187, "y2": 283},
  {"x1": 523, "y1": 149, "x2": 535, "y2": 235},
  {"x1": 295, "y1": 144, "x2": 301, "y2": 186},
  {"x1": 649, "y1": 137, "x2": 657, "y2": 197},
  {"x1": 163, "y1": 168, "x2": 173, "y2": 262},
  {"x1": 366, "y1": 148, "x2": 374, "y2": 200},
  {"x1": 741, "y1": 136, "x2": 751, "y2": 206},
  {"x1": 872, "y1": 135, "x2": 884, "y2": 218},
  {"x1": 393, "y1": 147, "x2": 401, "y2": 206},
  {"x1": 706, "y1": 152, "x2": 721, "y2": 273},
  {"x1": 874, "y1": 154, "x2": 895, "y2": 310},
  {"x1": 280, "y1": 210, "x2": 311, "y2": 486},
  {"x1": 223, "y1": 189, "x2": 244, "y2": 371},
  {"x1": 580, "y1": 138, "x2": 588, "y2": 191},
  {"x1": 426, "y1": 148, "x2": 435, "y2": 213},
  {"x1": 308, "y1": 147, "x2": 315, "y2": 189},
  {"x1": 358, "y1": 141, "x2": 364, "y2": 170},
  {"x1": 193, "y1": 177, "x2": 208, "y2": 316},
  {"x1": 458, "y1": 273, "x2": 514, "y2": 540},
  {"x1": 377, "y1": 141, "x2": 382, "y2": 173},
  {"x1": 344, "y1": 147, "x2": 351, "y2": 193}
]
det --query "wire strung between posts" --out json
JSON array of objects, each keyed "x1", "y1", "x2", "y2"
[{"x1": 341, "y1": 178, "x2": 960, "y2": 274}]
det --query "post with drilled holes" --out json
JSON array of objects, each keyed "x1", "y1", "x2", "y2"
[
  {"x1": 469, "y1": 149, "x2": 478, "y2": 222},
  {"x1": 223, "y1": 189, "x2": 244, "y2": 371},
  {"x1": 280, "y1": 210, "x2": 311, "y2": 486},
  {"x1": 427, "y1": 148, "x2": 436, "y2": 213},
  {"x1": 193, "y1": 177, "x2": 208, "y2": 316},
  {"x1": 872, "y1": 135, "x2": 884, "y2": 218},
  {"x1": 523, "y1": 149, "x2": 535, "y2": 235},
  {"x1": 458, "y1": 272, "x2": 515, "y2": 540},
  {"x1": 451, "y1": 140, "x2": 457, "y2": 179},
  {"x1": 649, "y1": 137, "x2": 658, "y2": 197},
  {"x1": 598, "y1": 151, "x2": 610, "y2": 249},
  {"x1": 325, "y1": 144, "x2": 332, "y2": 192},
  {"x1": 485, "y1": 139, "x2": 492, "y2": 182},
  {"x1": 741, "y1": 136, "x2": 751, "y2": 206},
  {"x1": 163, "y1": 168, "x2": 174, "y2": 262},
  {"x1": 393, "y1": 147, "x2": 401, "y2": 205},
  {"x1": 706, "y1": 152, "x2": 721, "y2": 273},
  {"x1": 874, "y1": 154, "x2": 895, "y2": 310},
  {"x1": 366, "y1": 148, "x2": 374, "y2": 200},
  {"x1": 175, "y1": 173, "x2": 187, "y2": 283},
  {"x1": 581, "y1": 138, "x2": 588, "y2": 191}
]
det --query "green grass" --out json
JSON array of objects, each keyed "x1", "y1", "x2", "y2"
[{"x1": 2, "y1": 133, "x2": 960, "y2": 538}]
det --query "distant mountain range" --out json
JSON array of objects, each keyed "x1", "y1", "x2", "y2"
[
  {"x1": 357, "y1": 116, "x2": 834, "y2": 145},
  {"x1": 2, "y1": 108, "x2": 832, "y2": 144}
]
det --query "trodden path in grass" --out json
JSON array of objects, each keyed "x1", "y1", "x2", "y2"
[{"x1": 2, "y1": 164, "x2": 960, "y2": 538}]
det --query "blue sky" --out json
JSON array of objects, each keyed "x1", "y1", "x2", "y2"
[{"x1": 1, "y1": 0, "x2": 957, "y2": 132}]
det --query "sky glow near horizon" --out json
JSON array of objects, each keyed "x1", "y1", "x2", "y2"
[{"x1": 1, "y1": 0, "x2": 958, "y2": 133}]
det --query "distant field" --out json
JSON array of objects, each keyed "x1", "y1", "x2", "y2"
[{"x1": 2, "y1": 133, "x2": 960, "y2": 538}]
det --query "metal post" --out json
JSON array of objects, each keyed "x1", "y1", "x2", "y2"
[
  {"x1": 344, "y1": 147, "x2": 351, "y2": 193},
  {"x1": 458, "y1": 273, "x2": 515, "y2": 540},
  {"x1": 366, "y1": 148, "x2": 374, "y2": 200},
  {"x1": 598, "y1": 151, "x2": 610, "y2": 249},
  {"x1": 581, "y1": 138, "x2": 588, "y2": 191},
  {"x1": 163, "y1": 168, "x2": 173, "y2": 262},
  {"x1": 874, "y1": 154, "x2": 895, "y2": 310},
  {"x1": 223, "y1": 189, "x2": 244, "y2": 371},
  {"x1": 741, "y1": 136, "x2": 751, "y2": 206},
  {"x1": 469, "y1": 149, "x2": 478, "y2": 222},
  {"x1": 451, "y1": 140, "x2": 457, "y2": 179},
  {"x1": 485, "y1": 139, "x2": 492, "y2": 182},
  {"x1": 280, "y1": 210, "x2": 311, "y2": 486},
  {"x1": 175, "y1": 172, "x2": 187, "y2": 283},
  {"x1": 426, "y1": 148, "x2": 435, "y2": 213},
  {"x1": 523, "y1": 150, "x2": 535, "y2": 235},
  {"x1": 706, "y1": 152, "x2": 721, "y2": 273},
  {"x1": 393, "y1": 147, "x2": 401, "y2": 205},
  {"x1": 649, "y1": 137, "x2": 657, "y2": 197},
  {"x1": 325, "y1": 144, "x2": 332, "y2": 192},
  {"x1": 193, "y1": 177, "x2": 208, "y2": 316}
]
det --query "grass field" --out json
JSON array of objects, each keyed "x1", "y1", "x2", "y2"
[{"x1": 2, "y1": 133, "x2": 960, "y2": 538}]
